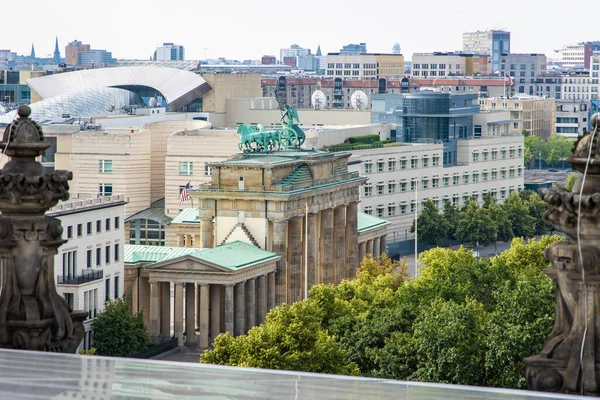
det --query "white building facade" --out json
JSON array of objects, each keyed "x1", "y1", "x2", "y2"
[
  {"x1": 348, "y1": 135, "x2": 524, "y2": 242},
  {"x1": 51, "y1": 194, "x2": 126, "y2": 351}
]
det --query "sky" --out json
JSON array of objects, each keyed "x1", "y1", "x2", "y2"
[{"x1": 6, "y1": 0, "x2": 600, "y2": 62}]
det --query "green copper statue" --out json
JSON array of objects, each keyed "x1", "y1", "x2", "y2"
[{"x1": 236, "y1": 94, "x2": 305, "y2": 153}]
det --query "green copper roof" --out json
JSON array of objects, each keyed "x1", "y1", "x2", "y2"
[
  {"x1": 171, "y1": 208, "x2": 199, "y2": 224},
  {"x1": 124, "y1": 198, "x2": 172, "y2": 226},
  {"x1": 124, "y1": 241, "x2": 280, "y2": 270},
  {"x1": 357, "y1": 212, "x2": 390, "y2": 233}
]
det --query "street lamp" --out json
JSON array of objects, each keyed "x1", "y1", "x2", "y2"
[
  {"x1": 494, "y1": 232, "x2": 498, "y2": 255},
  {"x1": 539, "y1": 151, "x2": 542, "y2": 171}
]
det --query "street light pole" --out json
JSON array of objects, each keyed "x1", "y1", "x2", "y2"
[
  {"x1": 414, "y1": 178, "x2": 418, "y2": 279},
  {"x1": 539, "y1": 151, "x2": 542, "y2": 171}
]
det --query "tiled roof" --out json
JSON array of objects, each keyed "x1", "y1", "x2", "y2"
[
  {"x1": 124, "y1": 241, "x2": 279, "y2": 270},
  {"x1": 357, "y1": 212, "x2": 390, "y2": 233}
]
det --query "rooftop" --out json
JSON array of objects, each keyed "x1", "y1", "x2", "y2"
[
  {"x1": 358, "y1": 212, "x2": 390, "y2": 233},
  {"x1": 0, "y1": 349, "x2": 581, "y2": 400},
  {"x1": 171, "y1": 208, "x2": 199, "y2": 224},
  {"x1": 125, "y1": 241, "x2": 280, "y2": 270}
]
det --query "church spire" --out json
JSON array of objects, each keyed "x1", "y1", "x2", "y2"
[
  {"x1": 30, "y1": 43, "x2": 35, "y2": 59},
  {"x1": 316, "y1": 45, "x2": 322, "y2": 57},
  {"x1": 53, "y1": 36, "x2": 61, "y2": 64}
]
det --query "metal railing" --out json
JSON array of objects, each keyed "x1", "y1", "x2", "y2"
[{"x1": 57, "y1": 270, "x2": 103, "y2": 285}]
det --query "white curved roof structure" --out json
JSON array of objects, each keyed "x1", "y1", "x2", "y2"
[{"x1": 27, "y1": 66, "x2": 212, "y2": 110}]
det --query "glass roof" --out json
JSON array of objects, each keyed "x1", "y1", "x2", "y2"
[
  {"x1": 0, "y1": 87, "x2": 143, "y2": 124},
  {"x1": 0, "y1": 349, "x2": 583, "y2": 399}
]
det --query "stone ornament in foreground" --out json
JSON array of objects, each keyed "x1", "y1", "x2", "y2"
[
  {"x1": 0, "y1": 105, "x2": 85, "y2": 352},
  {"x1": 525, "y1": 113, "x2": 600, "y2": 396}
]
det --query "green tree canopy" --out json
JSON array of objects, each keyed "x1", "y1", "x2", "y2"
[
  {"x1": 410, "y1": 199, "x2": 447, "y2": 246},
  {"x1": 455, "y1": 200, "x2": 497, "y2": 246},
  {"x1": 501, "y1": 192, "x2": 536, "y2": 238},
  {"x1": 92, "y1": 297, "x2": 149, "y2": 357},
  {"x1": 442, "y1": 200, "x2": 460, "y2": 242}
]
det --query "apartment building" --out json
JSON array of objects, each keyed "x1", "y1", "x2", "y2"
[
  {"x1": 51, "y1": 194, "x2": 126, "y2": 351},
  {"x1": 554, "y1": 43, "x2": 593, "y2": 69},
  {"x1": 479, "y1": 95, "x2": 555, "y2": 138},
  {"x1": 412, "y1": 53, "x2": 489, "y2": 77},
  {"x1": 462, "y1": 30, "x2": 510, "y2": 73},
  {"x1": 325, "y1": 53, "x2": 405, "y2": 80},
  {"x1": 348, "y1": 135, "x2": 524, "y2": 241},
  {"x1": 555, "y1": 99, "x2": 591, "y2": 137}
]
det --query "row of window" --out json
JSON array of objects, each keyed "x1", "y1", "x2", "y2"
[
  {"x1": 364, "y1": 187, "x2": 521, "y2": 218},
  {"x1": 364, "y1": 168, "x2": 522, "y2": 197},
  {"x1": 179, "y1": 161, "x2": 212, "y2": 176},
  {"x1": 413, "y1": 63, "x2": 460, "y2": 70},
  {"x1": 327, "y1": 63, "x2": 377, "y2": 69},
  {"x1": 472, "y1": 148, "x2": 522, "y2": 162},
  {"x1": 61, "y1": 243, "x2": 121, "y2": 278},
  {"x1": 66, "y1": 217, "x2": 120, "y2": 239},
  {"x1": 364, "y1": 156, "x2": 440, "y2": 174}
]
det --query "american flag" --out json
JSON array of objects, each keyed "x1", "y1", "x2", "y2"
[{"x1": 179, "y1": 182, "x2": 191, "y2": 204}]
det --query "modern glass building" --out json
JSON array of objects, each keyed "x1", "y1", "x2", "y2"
[{"x1": 371, "y1": 91, "x2": 480, "y2": 165}]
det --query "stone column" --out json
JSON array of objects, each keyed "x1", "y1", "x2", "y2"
[
  {"x1": 272, "y1": 219, "x2": 288, "y2": 305},
  {"x1": 257, "y1": 275, "x2": 267, "y2": 324},
  {"x1": 358, "y1": 242, "x2": 367, "y2": 266},
  {"x1": 196, "y1": 283, "x2": 201, "y2": 330},
  {"x1": 307, "y1": 212, "x2": 318, "y2": 293},
  {"x1": 199, "y1": 284, "x2": 209, "y2": 349},
  {"x1": 267, "y1": 272, "x2": 276, "y2": 311},
  {"x1": 345, "y1": 202, "x2": 359, "y2": 279},
  {"x1": 334, "y1": 205, "x2": 346, "y2": 284},
  {"x1": 320, "y1": 209, "x2": 334, "y2": 284},
  {"x1": 200, "y1": 217, "x2": 214, "y2": 248},
  {"x1": 366, "y1": 239, "x2": 374, "y2": 256},
  {"x1": 185, "y1": 283, "x2": 196, "y2": 345},
  {"x1": 177, "y1": 235, "x2": 184, "y2": 247},
  {"x1": 380, "y1": 235, "x2": 387, "y2": 257},
  {"x1": 210, "y1": 284, "x2": 221, "y2": 342},
  {"x1": 160, "y1": 282, "x2": 171, "y2": 341},
  {"x1": 194, "y1": 234, "x2": 201, "y2": 248},
  {"x1": 185, "y1": 235, "x2": 192, "y2": 248},
  {"x1": 246, "y1": 278, "x2": 256, "y2": 332},
  {"x1": 174, "y1": 283, "x2": 184, "y2": 347},
  {"x1": 234, "y1": 281, "x2": 246, "y2": 336},
  {"x1": 149, "y1": 281, "x2": 159, "y2": 343},
  {"x1": 287, "y1": 217, "x2": 303, "y2": 303},
  {"x1": 373, "y1": 236, "x2": 381, "y2": 260},
  {"x1": 224, "y1": 284, "x2": 234, "y2": 335}
]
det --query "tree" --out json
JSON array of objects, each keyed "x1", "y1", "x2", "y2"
[
  {"x1": 455, "y1": 200, "x2": 497, "y2": 246},
  {"x1": 442, "y1": 200, "x2": 460, "y2": 242},
  {"x1": 546, "y1": 149, "x2": 560, "y2": 165},
  {"x1": 92, "y1": 297, "x2": 149, "y2": 357},
  {"x1": 501, "y1": 192, "x2": 536, "y2": 238},
  {"x1": 410, "y1": 199, "x2": 447, "y2": 246},
  {"x1": 525, "y1": 191, "x2": 554, "y2": 235},
  {"x1": 487, "y1": 201, "x2": 514, "y2": 242},
  {"x1": 565, "y1": 173, "x2": 578, "y2": 192}
]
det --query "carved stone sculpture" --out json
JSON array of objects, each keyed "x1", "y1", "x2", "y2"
[
  {"x1": 0, "y1": 105, "x2": 85, "y2": 353},
  {"x1": 525, "y1": 113, "x2": 600, "y2": 396}
]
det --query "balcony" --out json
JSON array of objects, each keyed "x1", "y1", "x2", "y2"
[{"x1": 57, "y1": 270, "x2": 103, "y2": 285}]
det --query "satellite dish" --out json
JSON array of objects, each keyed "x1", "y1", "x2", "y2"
[
  {"x1": 350, "y1": 90, "x2": 368, "y2": 111},
  {"x1": 311, "y1": 90, "x2": 326, "y2": 110}
]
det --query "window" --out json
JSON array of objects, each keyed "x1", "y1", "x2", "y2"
[
  {"x1": 443, "y1": 177, "x2": 449, "y2": 187},
  {"x1": 96, "y1": 220, "x2": 101, "y2": 233},
  {"x1": 96, "y1": 248, "x2": 102, "y2": 266},
  {"x1": 364, "y1": 207, "x2": 373, "y2": 216},
  {"x1": 453, "y1": 175, "x2": 459, "y2": 185},
  {"x1": 67, "y1": 226, "x2": 73, "y2": 239},
  {"x1": 377, "y1": 161, "x2": 384, "y2": 172},
  {"x1": 400, "y1": 181, "x2": 407, "y2": 192},
  {"x1": 105, "y1": 279, "x2": 110, "y2": 302},
  {"x1": 509, "y1": 168, "x2": 515, "y2": 178},
  {"x1": 452, "y1": 194, "x2": 459, "y2": 206},
  {"x1": 99, "y1": 160, "x2": 112, "y2": 173},
  {"x1": 500, "y1": 169, "x2": 506, "y2": 179},
  {"x1": 62, "y1": 250, "x2": 77, "y2": 279},
  {"x1": 204, "y1": 165, "x2": 212, "y2": 176},
  {"x1": 87, "y1": 250, "x2": 92, "y2": 269},
  {"x1": 491, "y1": 150, "x2": 497, "y2": 160},
  {"x1": 105, "y1": 246, "x2": 110, "y2": 264},
  {"x1": 115, "y1": 217, "x2": 120, "y2": 229},
  {"x1": 463, "y1": 174, "x2": 469, "y2": 184},
  {"x1": 114, "y1": 244, "x2": 120, "y2": 262},
  {"x1": 411, "y1": 180, "x2": 416, "y2": 191},
  {"x1": 105, "y1": 218, "x2": 111, "y2": 231},
  {"x1": 387, "y1": 205, "x2": 395, "y2": 217},
  {"x1": 509, "y1": 149, "x2": 515, "y2": 158},
  {"x1": 376, "y1": 182, "x2": 384, "y2": 195},
  {"x1": 399, "y1": 204, "x2": 407, "y2": 214},
  {"x1": 388, "y1": 159, "x2": 396, "y2": 171},
  {"x1": 364, "y1": 162, "x2": 372, "y2": 174},
  {"x1": 87, "y1": 222, "x2": 92, "y2": 235},
  {"x1": 422, "y1": 157, "x2": 428, "y2": 168},
  {"x1": 400, "y1": 159, "x2": 407, "y2": 169},
  {"x1": 482, "y1": 172, "x2": 488, "y2": 181},
  {"x1": 472, "y1": 173, "x2": 479, "y2": 183},
  {"x1": 432, "y1": 178, "x2": 439, "y2": 188},
  {"x1": 388, "y1": 182, "x2": 396, "y2": 193},
  {"x1": 114, "y1": 277, "x2": 120, "y2": 299},
  {"x1": 422, "y1": 179, "x2": 428, "y2": 189},
  {"x1": 472, "y1": 152, "x2": 479, "y2": 162},
  {"x1": 77, "y1": 224, "x2": 82, "y2": 237},
  {"x1": 411, "y1": 158, "x2": 418, "y2": 169},
  {"x1": 364, "y1": 185, "x2": 372, "y2": 197},
  {"x1": 99, "y1": 183, "x2": 113, "y2": 196},
  {"x1": 376, "y1": 206, "x2": 384, "y2": 218},
  {"x1": 179, "y1": 161, "x2": 193, "y2": 176},
  {"x1": 432, "y1": 156, "x2": 439, "y2": 167},
  {"x1": 501, "y1": 150, "x2": 507, "y2": 159},
  {"x1": 491, "y1": 170, "x2": 497, "y2": 180},
  {"x1": 482, "y1": 151, "x2": 488, "y2": 160},
  {"x1": 64, "y1": 293, "x2": 74, "y2": 310}
]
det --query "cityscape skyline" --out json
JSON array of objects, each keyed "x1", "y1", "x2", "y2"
[{"x1": 6, "y1": 0, "x2": 599, "y2": 62}]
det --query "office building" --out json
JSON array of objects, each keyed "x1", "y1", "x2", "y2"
[
  {"x1": 325, "y1": 53, "x2": 405, "y2": 80},
  {"x1": 153, "y1": 43, "x2": 185, "y2": 61},
  {"x1": 554, "y1": 43, "x2": 593, "y2": 70},
  {"x1": 463, "y1": 30, "x2": 510, "y2": 73},
  {"x1": 479, "y1": 95, "x2": 555, "y2": 138},
  {"x1": 51, "y1": 194, "x2": 126, "y2": 351},
  {"x1": 340, "y1": 43, "x2": 367, "y2": 54},
  {"x1": 412, "y1": 52, "x2": 489, "y2": 77},
  {"x1": 555, "y1": 99, "x2": 590, "y2": 137},
  {"x1": 65, "y1": 40, "x2": 115, "y2": 67}
]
